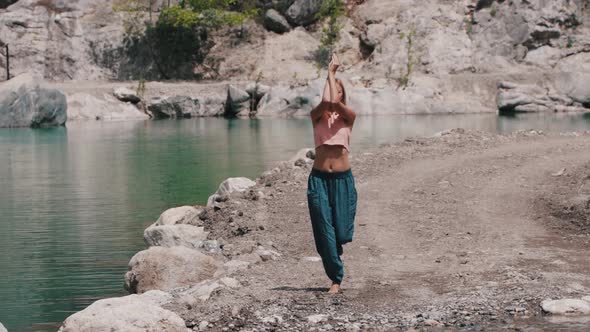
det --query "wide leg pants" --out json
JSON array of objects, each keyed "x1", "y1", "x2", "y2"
[{"x1": 307, "y1": 168, "x2": 357, "y2": 284}]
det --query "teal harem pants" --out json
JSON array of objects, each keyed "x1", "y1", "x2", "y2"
[{"x1": 307, "y1": 168, "x2": 358, "y2": 284}]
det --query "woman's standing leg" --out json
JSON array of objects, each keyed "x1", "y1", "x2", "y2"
[{"x1": 332, "y1": 171, "x2": 358, "y2": 249}]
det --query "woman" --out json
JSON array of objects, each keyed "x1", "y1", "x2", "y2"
[{"x1": 308, "y1": 54, "x2": 358, "y2": 294}]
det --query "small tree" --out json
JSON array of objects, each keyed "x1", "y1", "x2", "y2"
[
  {"x1": 147, "y1": 3, "x2": 256, "y2": 78},
  {"x1": 314, "y1": 0, "x2": 345, "y2": 69},
  {"x1": 397, "y1": 26, "x2": 419, "y2": 90},
  {"x1": 115, "y1": 0, "x2": 259, "y2": 79}
]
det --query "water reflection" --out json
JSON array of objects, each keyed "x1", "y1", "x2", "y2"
[{"x1": 2, "y1": 113, "x2": 590, "y2": 331}]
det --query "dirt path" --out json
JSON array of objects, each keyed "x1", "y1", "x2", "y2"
[{"x1": 173, "y1": 130, "x2": 590, "y2": 331}]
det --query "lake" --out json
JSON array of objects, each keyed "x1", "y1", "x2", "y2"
[{"x1": 2, "y1": 113, "x2": 590, "y2": 331}]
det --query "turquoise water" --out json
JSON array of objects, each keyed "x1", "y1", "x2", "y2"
[{"x1": 2, "y1": 113, "x2": 590, "y2": 331}]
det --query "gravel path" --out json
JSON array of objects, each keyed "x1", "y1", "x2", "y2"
[{"x1": 168, "y1": 130, "x2": 590, "y2": 331}]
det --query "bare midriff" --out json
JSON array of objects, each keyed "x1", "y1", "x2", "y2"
[{"x1": 313, "y1": 144, "x2": 351, "y2": 172}]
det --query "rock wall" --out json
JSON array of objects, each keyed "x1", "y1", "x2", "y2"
[
  {"x1": 1, "y1": 0, "x2": 589, "y2": 116},
  {"x1": 0, "y1": 73, "x2": 67, "y2": 127},
  {"x1": 0, "y1": 0, "x2": 127, "y2": 80}
]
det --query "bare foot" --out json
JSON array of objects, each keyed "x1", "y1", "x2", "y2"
[{"x1": 328, "y1": 283, "x2": 340, "y2": 294}]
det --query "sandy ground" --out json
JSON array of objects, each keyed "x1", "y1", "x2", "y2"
[{"x1": 164, "y1": 129, "x2": 590, "y2": 331}]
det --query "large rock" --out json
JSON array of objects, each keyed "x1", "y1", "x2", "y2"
[
  {"x1": 147, "y1": 95, "x2": 225, "y2": 118},
  {"x1": 144, "y1": 224, "x2": 209, "y2": 249},
  {"x1": 524, "y1": 46, "x2": 562, "y2": 68},
  {"x1": 58, "y1": 290, "x2": 187, "y2": 332},
  {"x1": 124, "y1": 246, "x2": 221, "y2": 294},
  {"x1": 0, "y1": 322, "x2": 6, "y2": 332},
  {"x1": 497, "y1": 80, "x2": 587, "y2": 113},
  {"x1": 113, "y1": 87, "x2": 141, "y2": 104},
  {"x1": 497, "y1": 81, "x2": 548, "y2": 112},
  {"x1": 285, "y1": 0, "x2": 322, "y2": 26},
  {"x1": 541, "y1": 299, "x2": 590, "y2": 315},
  {"x1": 264, "y1": 9, "x2": 291, "y2": 34},
  {"x1": 148, "y1": 96, "x2": 199, "y2": 119},
  {"x1": 207, "y1": 177, "x2": 256, "y2": 207},
  {"x1": 66, "y1": 92, "x2": 148, "y2": 121},
  {"x1": 225, "y1": 85, "x2": 251, "y2": 117},
  {"x1": 215, "y1": 177, "x2": 257, "y2": 196},
  {"x1": 555, "y1": 52, "x2": 590, "y2": 73},
  {"x1": 554, "y1": 72, "x2": 590, "y2": 107},
  {"x1": 256, "y1": 79, "x2": 323, "y2": 117},
  {"x1": 0, "y1": 74, "x2": 67, "y2": 128},
  {"x1": 155, "y1": 206, "x2": 203, "y2": 226}
]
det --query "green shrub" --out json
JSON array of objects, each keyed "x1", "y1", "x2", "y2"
[
  {"x1": 397, "y1": 27, "x2": 418, "y2": 90},
  {"x1": 314, "y1": 0, "x2": 345, "y2": 69},
  {"x1": 115, "y1": 1, "x2": 259, "y2": 79}
]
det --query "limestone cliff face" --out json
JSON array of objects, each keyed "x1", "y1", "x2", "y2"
[
  {"x1": 0, "y1": 0, "x2": 588, "y2": 115},
  {"x1": 1, "y1": 0, "x2": 588, "y2": 81},
  {"x1": 352, "y1": 0, "x2": 589, "y2": 77},
  {"x1": 0, "y1": 0, "x2": 126, "y2": 80}
]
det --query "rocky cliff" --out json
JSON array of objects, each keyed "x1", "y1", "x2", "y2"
[{"x1": 0, "y1": 0, "x2": 588, "y2": 116}]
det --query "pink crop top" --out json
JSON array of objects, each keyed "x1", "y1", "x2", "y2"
[{"x1": 313, "y1": 112, "x2": 351, "y2": 151}]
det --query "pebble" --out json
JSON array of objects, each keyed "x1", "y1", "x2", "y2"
[
  {"x1": 307, "y1": 314, "x2": 328, "y2": 324},
  {"x1": 302, "y1": 256, "x2": 322, "y2": 262}
]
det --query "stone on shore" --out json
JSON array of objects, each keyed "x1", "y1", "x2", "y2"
[
  {"x1": 146, "y1": 94, "x2": 225, "y2": 119},
  {"x1": 144, "y1": 224, "x2": 208, "y2": 249},
  {"x1": 0, "y1": 322, "x2": 6, "y2": 332},
  {"x1": 225, "y1": 85, "x2": 251, "y2": 117},
  {"x1": 554, "y1": 72, "x2": 590, "y2": 107},
  {"x1": 177, "y1": 280, "x2": 221, "y2": 305},
  {"x1": 57, "y1": 290, "x2": 187, "y2": 332},
  {"x1": 147, "y1": 96, "x2": 200, "y2": 119},
  {"x1": 541, "y1": 299, "x2": 590, "y2": 315},
  {"x1": 307, "y1": 314, "x2": 328, "y2": 324},
  {"x1": 113, "y1": 87, "x2": 141, "y2": 104},
  {"x1": 155, "y1": 206, "x2": 204, "y2": 226},
  {"x1": 497, "y1": 79, "x2": 589, "y2": 113},
  {"x1": 124, "y1": 246, "x2": 221, "y2": 294},
  {"x1": 207, "y1": 178, "x2": 256, "y2": 207},
  {"x1": 0, "y1": 74, "x2": 67, "y2": 128}
]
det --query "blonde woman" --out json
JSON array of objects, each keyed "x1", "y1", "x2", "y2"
[{"x1": 308, "y1": 54, "x2": 358, "y2": 294}]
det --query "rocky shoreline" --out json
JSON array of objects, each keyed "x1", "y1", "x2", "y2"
[
  {"x1": 2, "y1": 70, "x2": 590, "y2": 128},
  {"x1": 54, "y1": 129, "x2": 590, "y2": 332},
  {"x1": 2, "y1": 0, "x2": 590, "y2": 129}
]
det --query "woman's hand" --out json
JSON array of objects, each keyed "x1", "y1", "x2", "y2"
[{"x1": 328, "y1": 53, "x2": 340, "y2": 74}]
